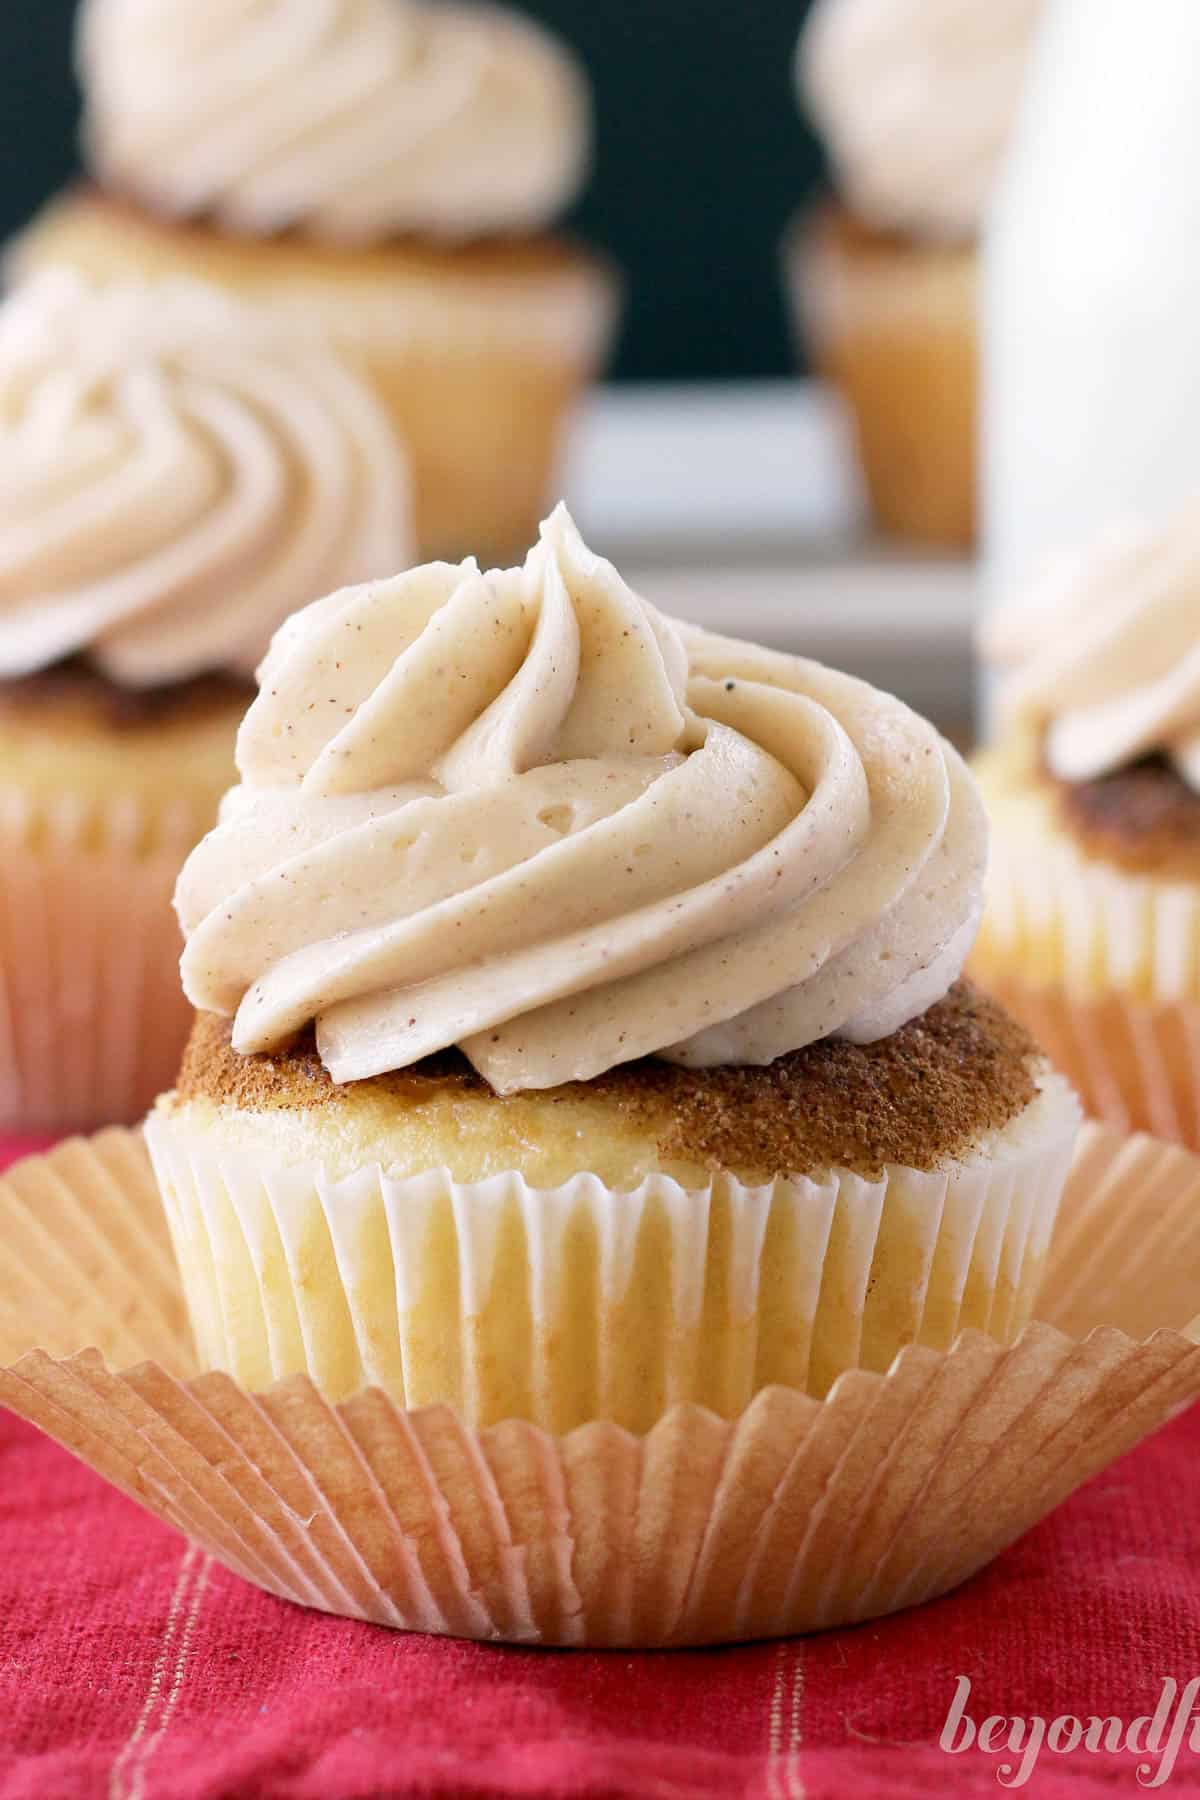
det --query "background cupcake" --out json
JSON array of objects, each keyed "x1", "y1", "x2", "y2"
[
  {"x1": 0, "y1": 270, "x2": 410, "y2": 1129},
  {"x1": 11, "y1": 0, "x2": 619, "y2": 565},
  {"x1": 791, "y1": 0, "x2": 1041, "y2": 549},
  {"x1": 974, "y1": 503, "x2": 1200, "y2": 1144},
  {"x1": 147, "y1": 507, "x2": 1079, "y2": 1433}
]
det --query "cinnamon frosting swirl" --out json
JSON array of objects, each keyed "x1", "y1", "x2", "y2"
[
  {"x1": 800, "y1": 0, "x2": 1041, "y2": 239},
  {"x1": 0, "y1": 273, "x2": 410, "y2": 687},
  {"x1": 79, "y1": 0, "x2": 590, "y2": 243},
  {"x1": 177, "y1": 508, "x2": 987, "y2": 1092},
  {"x1": 986, "y1": 507, "x2": 1200, "y2": 791}
]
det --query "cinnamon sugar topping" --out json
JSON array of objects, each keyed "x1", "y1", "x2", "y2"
[
  {"x1": 1048, "y1": 755, "x2": 1200, "y2": 880},
  {"x1": 177, "y1": 982, "x2": 1040, "y2": 1179},
  {"x1": 0, "y1": 662, "x2": 254, "y2": 735}
]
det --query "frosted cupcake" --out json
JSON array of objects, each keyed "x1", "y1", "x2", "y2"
[
  {"x1": 975, "y1": 504, "x2": 1200, "y2": 1143},
  {"x1": 146, "y1": 506, "x2": 1079, "y2": 1433},
  {"x1": 11, "y1": 0, "x2": 618, "y2": 565},
  {"x1": 792, "y1": 0, "x2": 1040, "y2": 548},
  {"x1": 0, "y1": 271, "x2": 410, "y2": 1129}
]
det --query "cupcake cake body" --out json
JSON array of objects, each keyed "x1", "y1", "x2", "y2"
[
  {"x1": 792, "y1": 0, "x2": 1041, "y2": 547},
  {"x1": 12, "y1": 0, "x2": 618, "y2": 563},
  {"x1": 149, "y1": 508, "x2": 1079, "y2": 1429},
  {"x1": 0, "y1": 271, "x2": 410, "y2": 1128},
  {"x1": 975, "y1": 506, "x2": 1200, "y2": 1142}
]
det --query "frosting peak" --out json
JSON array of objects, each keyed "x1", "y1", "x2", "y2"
[
  {"x1": 986, "y1": 508, "x2": 1200, "y2": 790},
  {"x1": 0, "y1": 272, "x2": 411, "y2": 686},
  {"x1": 178, "y1": 508, "x2": 987, "y2": 1092},
  {"x1": 79, "y1": 0, "x2": 591, "y2": 244},
  {"x1": 800, "y1": 0, "x2": 1042, "y2": 239}
]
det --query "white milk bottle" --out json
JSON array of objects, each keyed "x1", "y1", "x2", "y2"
[{"x1": 982, "y1": 0, "x2": 1200, "y2": 638}]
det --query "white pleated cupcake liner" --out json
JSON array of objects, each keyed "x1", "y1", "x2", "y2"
[
  {"x1": 975, "y1": 821, "x2": 1200, "y2": 1146},
  {"x1": 980, "y1": 822, "x2": 1200, "y2": 1000},
  {"x1": 1, "y1": 1123, "x2": 1198, "y2": 1646},
  {"x1": 0, "y1": 791, "x2": 203, "y2": 1132},
  {"x1": 144, "y1": 1073, "x2": 1079, "y2": 1434}
]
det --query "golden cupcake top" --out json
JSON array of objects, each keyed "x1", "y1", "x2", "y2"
[
  {"x1": 177, "y1": 506, "x2": 988, "y2": 1093},
  {"x1": 800, "y1": 0, "x2": 1041, "y2": 240},
  {"x1": 0, "y1": 271, "x2": 410, "y2": 688},
  {"x1": 78, "y1": 0, "x2": 591, "y2": 244},
  {"x1": 986, "y1": 506, "x2": 1200, "y2": 792},
  {"x1": 177, "y1": 985, "x2": 1041, "y2": 1183}
]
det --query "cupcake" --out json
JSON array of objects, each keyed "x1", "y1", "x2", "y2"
[
  {"x1": 146, "y1": 505, "x2": 1079, "y2": 1434},
  {"x1": 10, "y1": 0, "x2": 618, "y2": 566},
  {"x1": 791, "y1": 0, "x2": 1041, "y2": 549},
  {"x1": 974, "y1": 504, "x2": 1200, "y2": 1144},
  {"x1": 0, "y1": 270, "x2": 410, "y2": 1130}
]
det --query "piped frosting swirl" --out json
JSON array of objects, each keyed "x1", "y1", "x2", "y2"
[
  {"x1": 986, "y1": 508, "x2": 1200, "y2": 791},
  {"x1": 0, "y1": 272, "x2": 410, "y2": 687},
  {"x1": 78, "y1": 0, "x2": 591, "y2": 243},
  {"x1": 177, "y1": 507, "x2": 987, "y2": 1092},
  {"x1": 800, "y1": 0, "x2": 1041, "y2": 240}
]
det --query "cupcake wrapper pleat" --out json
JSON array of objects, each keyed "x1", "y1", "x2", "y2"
[
  {"x1": 1, "y1": 1123, "x2": 1198, "y2": 1646},
  {"x1": 145, "y1": 1075, "x2": 1079, "y2": 1434},
  {"x1": 974, "y1": 811, "x2": 1200, "y2": 1146},
  {"x1": 978, "y1": 821, "x2": 1200, "y2": 1001},
  {"x1": 0, "y1": 795, "x2": 199, "y2": 1131}
]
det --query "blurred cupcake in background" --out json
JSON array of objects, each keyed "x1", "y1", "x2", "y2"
[
  {"x1": 10, "y1": 0, "x2": 619, "y2": 565},
  {"x1": 0, "y1": 271, "x2": 410, "y2": 1130},
  {"x1": 973, "y1": 502, "x2": 1200, "y2": 1145},
  {"x1": 790, "y1": 0, "x2": 1041, "y2": 549}
]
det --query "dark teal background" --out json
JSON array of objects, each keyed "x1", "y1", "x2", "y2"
[{"x1": 0, "y1": 1, "x2": 826, "y2": 380}]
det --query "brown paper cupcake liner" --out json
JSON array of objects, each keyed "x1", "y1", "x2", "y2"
[
  {"x1": 2, "y1": 1123, "x2": 1200, "y2": 1645},
  {"x1": 0, "y1": 793, "x2": 201, "y2": 1132}
]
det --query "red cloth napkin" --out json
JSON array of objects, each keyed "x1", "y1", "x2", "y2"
[{"x1": 3, "y1": 1140, "x2": 1200, "y2": 1798}]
